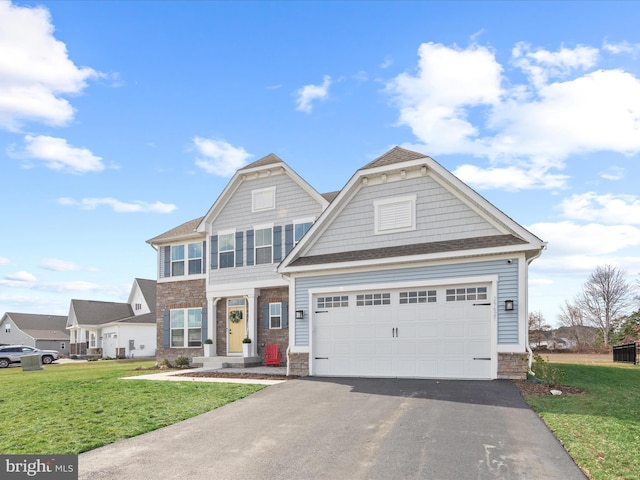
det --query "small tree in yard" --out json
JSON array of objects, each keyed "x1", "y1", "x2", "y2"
[
  {"x1": 528, "y1": 311, "x2": 551, "y2": 348},
  {"x1": 577, "y1": 265, "x2": 633, "y2": 346},
  {"x1": 558, "y1": 299, "x2": 591, "y2": 348}
]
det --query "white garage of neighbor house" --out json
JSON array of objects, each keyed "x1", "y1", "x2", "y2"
[{"x1": 278, "y1": 147, "x2": 545, "y2": 380}]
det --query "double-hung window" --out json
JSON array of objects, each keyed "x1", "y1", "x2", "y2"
[
  {"x1": 188, "y1": 242, "x2": 202, "y2": 274},
  {"x1": 219, "y1": 232, "x2": 235, "y2": 269},
  {"x1": 255, "y1": 227, "x2": 272, "y2": 264},
  {"x1": 170, "y1": 308, "x2": 203, "y2": 347},
  {"x1": 171, "y1": 245, "x2": 185, "y2": 276},
  {"x1": 269, "y1": 303, "x2": 282, "y2": 329},
  {"x1": 294, "y1": 221, "x2": 313, "y2": 244}
]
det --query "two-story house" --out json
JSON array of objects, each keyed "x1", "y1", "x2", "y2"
[
  {"x1": 149, "y1": 147, "x2": 545, "y2": 379},
  {"x1": 147, "y1": 154, "x2": 332, "y2": 365}
]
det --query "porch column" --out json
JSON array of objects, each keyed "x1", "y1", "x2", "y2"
[
  {"x1": 208, "y1": 298, "x2": 220, "y2": 357},
  {"x1": 246, "y1": 292, "x2": 258, "y2": 357}
]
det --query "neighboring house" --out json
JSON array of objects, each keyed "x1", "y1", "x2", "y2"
[
  {"x1": 149, "y1": 147, "x2": 546, "y2": 379},
  {"x1": 547, "y1": 337, "x2": 576, "y2": 350},
  {"x1": 66, "y1": 278, "x2": 157, "y2": 358},
  {"x1": 0, "y1": 312, "x2": 69, "y2": 355},
  {"x1": 147, "y1": 154, "x2": 332, "y2": 364}
]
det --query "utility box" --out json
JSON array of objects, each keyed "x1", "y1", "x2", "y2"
[{"x1": 21, "y1": 354, "x2": 43, "y2": 371}]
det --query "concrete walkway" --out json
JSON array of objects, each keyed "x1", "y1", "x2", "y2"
[{"x1": 122, "y1": 366, "x2": 287, "y2": 385}]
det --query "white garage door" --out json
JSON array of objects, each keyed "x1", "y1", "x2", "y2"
[{"x1": 312, "y1": 284, "x2": 493, "y2": 379}]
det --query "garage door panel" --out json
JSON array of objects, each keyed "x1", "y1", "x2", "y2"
[{"x1": 313, "y1": 284, "x2": 493, "y2": 379}]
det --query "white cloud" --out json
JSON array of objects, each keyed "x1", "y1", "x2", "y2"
[
  {"x1": 602, "y1": 39, "x2": 640, "y2": 57},
  {"x1": 558, "y1": 193, "x2": 640, "y2": 225},
  {"x1": 599, "y1": 166, "x2": 625, "y2": 181},
  {"x1": 14, "y1": 135, "x2": 105, "y2": 174},
  {"x1": 0, "y1": 257, "x2": 10, "y2": 266},
  {"x1": 528, "y1": 221, "x2": 640, "y2": 256},
  {"x1": 387, "y1": 42, "x2": 640, "y2": 191},
  {"x1": 58, "y1": 197, "x2": 177, "y2": 213},
  {"x1": 39, "y1": 258, "x2": 97, "y2": 272},
  {"x1": 295, "y1": 75, "x2": 332, "y2": 113},
  {"x1": 4, "y1": 271, "x2": 37, "y2": 282},
  {"x1": 192, "y1": 137, "x2": 252, "y2": 176},
  {"x1": 35, "y1": 280, "x2": 101, "y2": 293},
  {"x1": 0, "y1": 2, "x2": 99, "y2": 130}
]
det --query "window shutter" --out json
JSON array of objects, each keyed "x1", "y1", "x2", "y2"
[
  {"x1": 273, "y1": 226, "x2": 282, "y2": 262},
  {"x1": 210, "y1": 235, "x2": 218, "y2": 269},
  {"x1": 246, "y1": 230, "x2": 254, "y2": 266},
  {"x1": 162, "y1": 246, "x2": 170, "y2": 278},
  {"x1": 282, "y1": 301, "x2": 288, "y2": 329},
  {"x1": 235, "y1": 231, "x2": 244, "y2": 267},
  {"x1": 201, "y1": 307, "x2": 208, "y2": 342},
  {"x1": 262, "y1": 302, "x2": 269, "y2": 329},
  {"x1": 202, "y1": 240, "x2": 207, "y2": 274},
  {"x1": 162, "y1": 310, "x2": 170, "y2": 347},
  {"x1": 285, "y1": 224, "x2": 294, "y2": 254}
]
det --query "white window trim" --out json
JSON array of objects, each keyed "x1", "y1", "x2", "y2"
[
  {"x1": 170, "y1": 308, "x2": 203, "y2": 348},
  {"x1": 218, "y1": 229, "x2": 236, "y2": 269},
  {"x1": 269, "y1": 302, "x2": 282, "y2": 329},
  {"x1": 252, "y1": 186, "x2": 276, "y2": 212},
  {"x1": 293, "y1": 217, "x2": 315, "y2": 244},
  {"x1": 253, "y1": 223, "x2": 274, "y2": 265},
  {"x1": 373, "y1": 194, "x2": 417, "y2": 235},
  {"x1": 187, "y1": 241, "x2": 203, "y2": 275}
]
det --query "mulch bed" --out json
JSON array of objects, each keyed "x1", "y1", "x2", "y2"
[{"x1": 514, "y1": 380, "x2": 587, "y2": 396}]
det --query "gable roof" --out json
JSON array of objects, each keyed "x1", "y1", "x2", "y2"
[
  {"x1": 70, "y1": 300, "x2": 134, "y2": 326},
  {"x1": 2, "y1": 313, "x2": 69, "y2": 341},
  {"x1": 146, "y1": 217, "x2": 204, "y2": 245},
  {"x1": 279, "y1": 146, "x2": 546, "y2": 273},
  {"x1": 195, "y1": 153, "x2": 329, "y2": 232},
  {"x1": 133, "y1": 278, "x2": 157, "y2": 309}
]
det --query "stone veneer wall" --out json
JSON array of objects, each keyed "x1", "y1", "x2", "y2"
[
  {"x1": 256, "y1": 287, "x2": 289, "y2": 362},
  {"x1": 288, "y1": 352, "x2": 309, "y2": 377},
  {"x1": 497, "y1": 352, "x2": 529, "y2": 379},
  {"x1": 156, "y1": 278, "x2": 207, "y2": 364}
]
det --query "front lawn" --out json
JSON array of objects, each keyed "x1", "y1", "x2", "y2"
[
  {"x1": 523, "y1": 361, "x2": 640, "y2": 480},
  {"x1": 0, "y1": 360, "x2": 265, "y2": 454}
]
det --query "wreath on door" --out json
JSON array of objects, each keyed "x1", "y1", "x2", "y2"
[{"x1": 229, "y1": 310, "x2": 243, "y2": 323}]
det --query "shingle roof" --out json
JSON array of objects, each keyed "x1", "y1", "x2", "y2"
[
  {"x1": 242, "y1": 153, "x2": 283, "y2": 170},
  {"x1": 71, "y1": 300, "x2": 134, "y2": 326},
  {"x1": 4, "y1": 313, "x2": 69, "y2": 340},
  {"x1": 362, "y1": 146, "x2": 429, "y2": 169},
  {"x1": 321, "y1": 191, "x2": 340, "y2": 203},
  {"x1": 146, "y1": 217, "x2": 204, "y2": 244},
  {"x1": 288, "y1": 234, "x2": 528, "y2": 267},
  {"x1": 135, "y1": 278, "x2": 156, "y2": 310}
]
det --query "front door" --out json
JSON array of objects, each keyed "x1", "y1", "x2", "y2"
[{"x1": 227, "y1": 299, "x2": 246, "y2": 354}]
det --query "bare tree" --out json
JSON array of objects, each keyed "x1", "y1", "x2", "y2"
[
  {"x1": 576, "y1": 265, "x2": 633, "y2": 346},
  {"x1": 557, "y1": 299, "x2": 588, "y2": 347},
  {"x1": 528, "y1": 310, "x2": 551, "y2": 348}
]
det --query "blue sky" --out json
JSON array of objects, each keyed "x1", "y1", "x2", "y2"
[{"x1": 1, "y1": 1, "x2": 639, "y2": 326}]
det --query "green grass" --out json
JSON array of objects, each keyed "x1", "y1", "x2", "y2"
[
  {"x1": 523, "y1": 362, "x2": 640, "y2": 480},
  {"x1": 0, "y1": 360, "x2": 265, "y2": 454}
]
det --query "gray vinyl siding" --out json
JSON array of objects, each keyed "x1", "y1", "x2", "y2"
[
  {"x1": 294, "y1": 258, "x2": 519, "y2": 346},
  {"x1": 209, "y1": 172, "x2": 324, "y2": 285},
  {"x1": 308, "y1": 175, "x2": 502, "y2": 257}
]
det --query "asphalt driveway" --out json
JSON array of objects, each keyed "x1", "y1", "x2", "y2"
[{"x1": 79, "y1": 378, "x2": 586, "y2": 480}]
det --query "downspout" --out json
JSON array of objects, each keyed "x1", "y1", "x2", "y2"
[{"x1": 526, "y1": 244, "x2": 547, "y2": 375}]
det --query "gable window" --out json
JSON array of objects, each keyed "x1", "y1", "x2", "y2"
[
  {"x1": 171, "y1": 245, "x2": 185, "y2": 276},
  {"x1": 219, "y1": 233, "x2": 235, "y2": 269},
  {"x1": 188, "y1": 242, "x2": 203, "y2": 274},
  {"x1": 374, "y1": 195, "x2": 416, "y2": 235},
  {"x1": 252, "y1": 187, "x2": 276, "y2": 212},
  {"x1": 255, "y1": 227, "x2": 273, "y2": 264},
  {"x1": 294, "y1": 221, "x2": 313, "y2": 244},
  {"x1": 269, "y1": 303, "x2": 282, "y2": 329},
  {"x1": 4, "y1": 323, "x2": 10, "y2": 333},
  {"x1": 170, "y1": 308, "x2": 202, "y2": 347},
  {"x1": 135, "y1": 303, "x2": 142, "y2": 311}
]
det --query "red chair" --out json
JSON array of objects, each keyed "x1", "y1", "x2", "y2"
[{"x1": 264, "y1": 344, "x2": 282, "y2": 366}]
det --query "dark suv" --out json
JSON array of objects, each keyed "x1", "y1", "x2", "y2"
[{"x1": 0, "y1": 345, "x2": 60, "y2": 368}]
